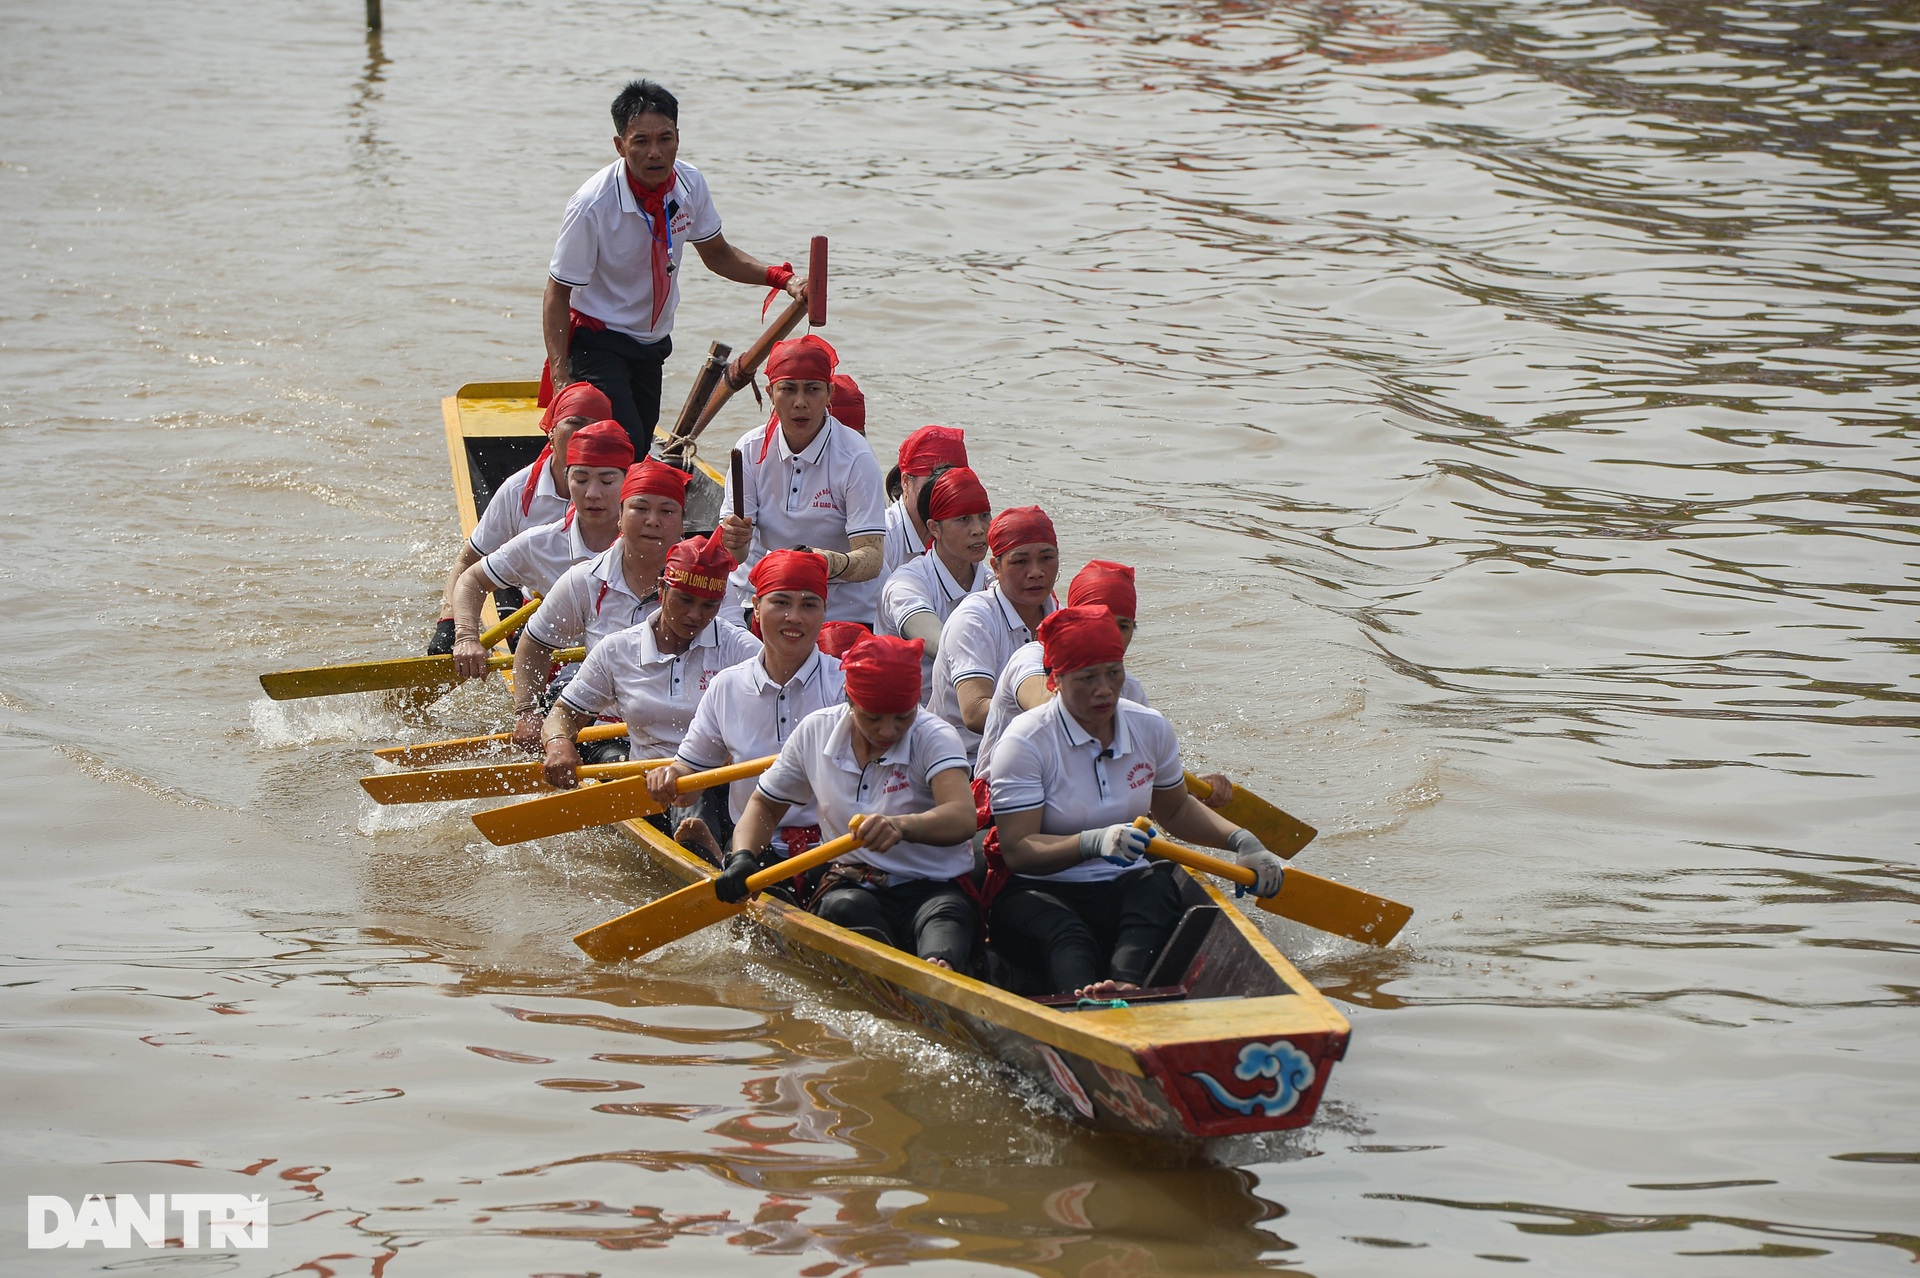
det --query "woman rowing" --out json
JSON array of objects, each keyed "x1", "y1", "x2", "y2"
[
  {"x1": 974, "y1": 558, "x2": 1234, "y2": 807},
  {"x1": 650, "y1": 549, "x2": 842, "y2": 856},
  {"x1": 718, "y1": 334, "x2": 888, "y2": 628},
  {"x1": 537, "y1": 529, "x2": 759, "y2": 813},
  {"x1": 876, "y1": 465, "x2": 993, "y2": 703},
  {"x1": 448, "y1": 418, "x2": 632, "y2": 683},
  {"x1": 880, "y1": 425, "x2": 969, "y2": 581},
  {"x1": 428, "y1": 381, "x2": 611, "y2": 654},
  {"x1": 716, "y1": 634, "x2": 979, "y2": 971},
  {"x1": 926, "y1": 505, "x2": 1060, "y2": 768},
  {"x1": 986, "y1": 607, "x2": 1288, "y2": 999},
  {"x1": 508, "y1": 459, "x2": 721, "y2": 750}
]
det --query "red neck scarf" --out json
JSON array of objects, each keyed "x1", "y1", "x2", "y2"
[{"x1": 624, "y1": 164, "x2": 679, "y2": 330}]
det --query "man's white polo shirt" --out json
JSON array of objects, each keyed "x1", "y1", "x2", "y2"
[
  {"x1": 876, "y1": 550, "x2": 992, "y2": 703},
  {"x1": 548, "y1": 159, "x2": 723, "y2": 343},
  {"x1": 559, "y1": 617, "x2": 761, "y2": 758},
  {"x1": 755, "y1": 705, "x2": 972, "y2": 882},
  {"x1": 722, "y1": 418, "x2": 888, "y2": 626},
  {"x1": 988, "y1": 697, "x2": 1186, "y2": 885},
  {"x1": 675, "y1": 648, "x2": 844, "y2": 824},
  {"x1": 524, "y1": 544, "x2": 660, "y2": 654},
  {"x1": 974, "y1": 641, "x2": 1148, "y2": 784},
  {"x1": 469, "y1": 461, "x2": 568, "y2": 557},
  {"x1": 480, "y1": 513, "x2": 596, "y2": 600},
  {"x1": 927, "y1": 585, "x2": 1058, "y2": 767}
]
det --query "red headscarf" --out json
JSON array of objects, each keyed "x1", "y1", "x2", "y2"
[
  {"x1": 567, "y1": 419, "x2": 636, "y2": 470},
  {"x1": 840, "y1": 634, "x2": 924, "y2": 714},
  {"x1": 816, "y1": 621, "x2": 868, "y2": 660},
  {"x1": 926, "y1": 466, "x2": 990, "y2": 524},
  {"x1": 1067, "y1": 559, "x2": 1136, "y2": 619},
  {"x1": 1038, "y1": 606, "x2": 1127, "y2": 680},
  {"x1": 831, "y1": 374, "x2": 866, "y2": 434},
  {"x1": 750, "y1": 548, "x2": 829, "y2": 600},
  {"x1": 661, "y1": 529, "x2": 735, "y2": 600},
  {"x1": 988, "y1": 505, "x2": 1056, "y2": 557},
  {"x1": 765, "y1": 334, "x2": 838, "y2": 385},
  {"x1": 621, "y1": 459, "x2": 689, "y2": 508},
  {"x1": 898, "y1": 425, "x2": 967, "y2": 478},
  {"x1": 541, "y1": 381, "x2": 612, "y2": 435}
]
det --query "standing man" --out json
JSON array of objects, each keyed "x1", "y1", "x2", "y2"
[{"x1": 545, "y1": 78, "x2": 806, "y2": 454}]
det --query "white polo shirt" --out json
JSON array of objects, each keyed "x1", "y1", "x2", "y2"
[
  {"x1": 559, "y1": 617, "x2": 761, "y2": 757},
  {"x1": 722, "y1": 418, "x2": 889, "y2": 626},
  {"x1": 756, "y1": 705, "x2": 972, "y2": 882},
  {"x1": 548, "y1": 159, "x2": 723, "y2": 343},
  {"x1": 926, "y1": 585, "x2": 1058, "y2": 766},
  {"x1": 675, "y1": 649, "x2": 845, "y2": 824},
  {"x1": 974, "y1": 642, "x2": 1148, "y2": 784},
  {"x1": 880, "y1": 501, "x2": 924, "y2": 581},
  {"x1": 468, "y1": 460, "x2": 568, "y2": 557},
  {"x1": 524, "y1": 544, "x2": 661, "y2": 654},
  {"x1": 480, "y1": 513, "x2": 597, "y2": 600},
  {"x1": 877, "y1": 551, "x2": 992, "y2": 703},
  {"x1": 988, "y1": 697, "x2": 1186, "y2": 885}
]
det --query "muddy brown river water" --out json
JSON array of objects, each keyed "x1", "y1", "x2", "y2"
[{"x1": 2, "y1": 0, "x2": 1916, "y2": 1273}]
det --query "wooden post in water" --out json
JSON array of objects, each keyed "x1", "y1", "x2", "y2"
[{"x1": 366, "y1": 0, "x2": 382, "y2": 31}]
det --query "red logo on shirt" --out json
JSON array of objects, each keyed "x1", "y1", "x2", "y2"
[
  {"x1": 810, "y1": 486, "x2": 841, "y2": 512},
  {"x1": 881, "y1": 767, "x2": 911, "y2": 797},
  {"x1": 1126, "y1": 762, "x2": 1155, "y2": 791},
  {"x1": 699, "y1": 670, "x2": 714, "y2": 691}
]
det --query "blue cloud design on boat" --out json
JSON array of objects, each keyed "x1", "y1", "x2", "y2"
[{"x1": 1188, "y1": 1040, "x2": 1316, "y2": 1117}]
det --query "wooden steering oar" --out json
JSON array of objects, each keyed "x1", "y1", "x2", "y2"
[
  {"x1": 1183, "y1": 772, "x2": 1316, "y2": 858},
  {"x1": 1132, "y1": 819, "x2": 1411, "y2": 947},
  {"x1": 574, "y1": 818, "x2": 865, "y2": 962},
  {"x1": 472, "y1": 756, "x2": 776, "y2": 846},
  {"x1": 259, "y1": 597, "x2": 545, "y2": 701},
  {"x1": 372, "y1": 720, "x2": 630, "y2": 769},
  {"x1": 360, "y1": 755, "x2": 673, "y2": 805},
  {"x1": 660, "y1": 236, "x2": 826, "y2": 464}
]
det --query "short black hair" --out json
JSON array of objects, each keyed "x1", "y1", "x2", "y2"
[
  {"x1": 916, "y1": 463, "x2": 958, "y2": 528},
  {"x1": 611, "y1": 79, "x2": 679, "y2": 133}
]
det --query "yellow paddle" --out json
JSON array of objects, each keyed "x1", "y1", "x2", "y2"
[
  {"x1": 575, "y1": 819, "x2": 864, "y2": 962},
  {"x1": 1183, "y1": 772, "x2": 1316, "y2": 858},
  {"x1": 472, "y1": 756, "x2": 777, "y2": 846},
  {"x1": 372, "y1": 721, "x2": 631, "y2": 769},
  {"x1": 258, "y1": 598, "x2": 548, "y2": 700},
  {"x1": 360, "y1": 756, "x2": 673, "y2": 805},
  {"x1": 1132, "y1": 819, "x2": 1411, "y2": 947}
]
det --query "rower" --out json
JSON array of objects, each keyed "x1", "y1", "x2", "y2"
[
  {"x1": 831, "y1": 374, "x2": 865, "y2": 435},
  {"x1": 428, "y1": 381, "x2": 609, "y2": 654},
  {"x1": 986, "y1": 607, "x2": 1288, "y2": 999},
  {"x1": 715, "y1": 635, "x2": 979, "y2": 971},
  {"x1": 537, "y1": 530, "x2": 758, "y2": 811},
  {"x1": 926, "y1": 505, "x2": 1060, "y2": 768},
  {"x1": 544, "y1": 78, "x2": 806, "y2": 453},
  {"x1": 717, "y1": 334, "x2": 887, "y2": 627},
  {"x1": 880, "y1": 425, "x2": 968, "y2": 581},
  {"x1": 876, "y1": 465, "x2": 993, "y2": 702},
  {"x1": 975, "y1": 558, "x2": 1235, "y2": 808},
  {"x1": 650, "y1": 549, "x2": 842, "y2": 858},
  {"x1": 506, "y1": 458, "x2": 689, "y2": 751},
  {"x1": 447, "y1": 419, "x2": 632, "y2": 682}
]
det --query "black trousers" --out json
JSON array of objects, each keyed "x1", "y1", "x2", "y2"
[
  {"x1": 989, "y1": 863, "x2": 1185, "y2": 994},
  {"x1": 570, "y1": 327, "x2": 672, "y2": 456},
  {"x1": 815, "y1": 878, "x2": 978, "y2": 971}
]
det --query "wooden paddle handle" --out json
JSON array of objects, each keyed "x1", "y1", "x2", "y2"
[
  {"x1": 808, "y1": 235, "x2": 827, "y2": 326},
  {"x1": 742, "y1": 814, "x2": 862, "y2": 894},
  {"x1": 1136, "y1": 823, "x2": 1260, "y2": 891},
  {"x1": 730, "y1": 449, "x2": 744, "y2": 519},
  {"x1": 673, "y1": 755, "x2": 778, "y2": 797},
  {"x1": 478, "y1": 594, "x2": 541, "y2": 649}
]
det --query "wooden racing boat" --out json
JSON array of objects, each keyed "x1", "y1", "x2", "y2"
[{"x1": 440, "y1": 380, "x2": 1352, "y2": 1139}]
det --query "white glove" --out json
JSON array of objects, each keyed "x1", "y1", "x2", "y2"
[
  {"x1": 1227, "y1": 828, "x2": 1285, "y2": 897},
  {"x1": 1078, "y1": 823, "x2": 1151, "y2": 867}
]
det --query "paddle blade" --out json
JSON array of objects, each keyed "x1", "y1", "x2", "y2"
[
  {"x1": 574, "y1": 879, "x2": 743, "y2": 962},
  {"x1": 1184, "y1": 772, "x2": 1316, "y2": 858},
  {"x1": 1256, "y1": 869, "x2": 1412, "y2": 948},
  {"x1": 260, "y1": 653, "x2": 464, "y2": 700},
  {"x1": 472, "y1": 773, "x2": 665, "y2": 845},
  {"x1": 374, "y1": 720, "x2": 627, "y2": 768},
  {"x1": 361, "y1": 756, "x2": 670, "y2": 805},
  {"x1": 808, "y1": 235, "x2": 827, "y2": 325}
]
